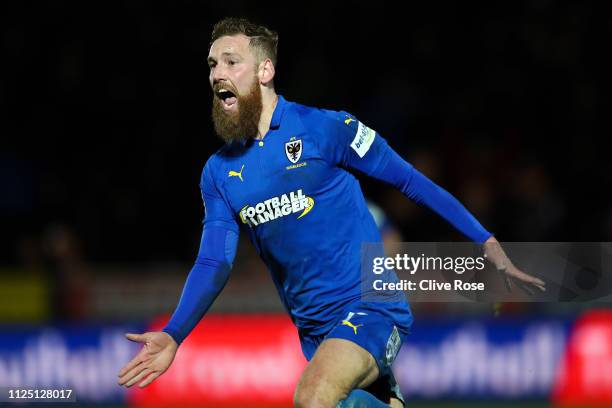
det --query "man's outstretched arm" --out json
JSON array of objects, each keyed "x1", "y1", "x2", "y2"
[
  {"x1": 163, "y1": 156, "x2": 239, "y2": 344},
  {"x1": 370, "y1": 147, "x2": 492, "y2": 243},
  {"x1": 323, "y1": 113, "x2": 545, "y2": 292},
  {"x1": 365, "y1": 145, "x2": 544, "y2": 291},
  {"x1": 323, "y1": 113, "x2": 491, "y2": 243},
  {"x1": 117, "y1": 226, "x2": 238, "y2": 388},
  {"x1": 118, "y1": 158, "x2": 239, "y2": 388},
  {"x1": 163, "y1": 226, "x2": 238, "y2": 344}
]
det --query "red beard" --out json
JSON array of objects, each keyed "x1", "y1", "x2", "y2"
[{"x1": 211, "y1": 77, "x2": 262, "y2": 143}]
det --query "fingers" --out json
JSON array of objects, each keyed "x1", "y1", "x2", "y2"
[
  {"x1": 506, "y1": 267, "x2": 546, "y2": 292},
  {"x1": 507, "y1": 274, "x2": 546, "y2": 296},
  {"x1": 118, "y1": 332, "x2": 169, "y2": 388},
  {"x1": 125, "y1": 333, "x2": 147, "y2": 343},
  {"x1": 530, "y1": 276, "x2": 546, "y2": 290},
  {"x1": 118, "y1": 353, "x2": 143, "y2": 378},
  {"x1": 519, "y1": 273, "x2": 546, "y2": 292},
  {"x1": 498, "y1": 268, "x2": 512, "y2": 292},
  {"x1": 118, "y1": 333, "x2": 149, "y2": 378},
  {"x1": 118, "y1": 361, "x2": 147, "y2": 386},
  {"x1": 139, "y1": 371, "x2": 162, "y2": 388},
  {"x1": 529, "y1": 280, "x2": 546, "y2": 292},
  {"x1": 125, "y1": 367, "x2": 152, "y2": 387}
]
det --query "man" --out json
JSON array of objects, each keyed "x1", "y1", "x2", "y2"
[{"x1": 118, "y1": 17, "x2": 545, "y2": 407}]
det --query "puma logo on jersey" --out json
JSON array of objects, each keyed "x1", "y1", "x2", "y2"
[
  {"x1": 344, "y1": 117, "x2": 356, "y2": 125},
  {"x1": 228, "y1": 165, "x2": 244, "y2": 182},
  {"x1": 341, "y1": 320, "x2": 363, "y2": 335},
  {"x1": 341, "y1": 311, "x2": 368, "y2": 335}
]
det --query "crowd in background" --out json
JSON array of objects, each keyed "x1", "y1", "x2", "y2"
[{"x1": 1, "y1": 1, "x2": 608, "y2": 321}]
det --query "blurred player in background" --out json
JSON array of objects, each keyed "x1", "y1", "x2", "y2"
[
  {"x1": 118, "y1": 17, "x2": 545, "y2": 407},
  {"x1": 367, "y1": 200, "x2": 403, "y2": 256}
]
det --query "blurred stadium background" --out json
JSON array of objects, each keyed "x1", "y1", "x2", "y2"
[{"x1": 1, "y1": 1, "x2": 610, "y2": 407}]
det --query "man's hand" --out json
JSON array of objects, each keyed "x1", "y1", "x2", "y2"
[
  {"x1": 484, "y1": 236, "x2": 546, "y2": 294},
  {"x1": 118, "y1": 331, "x2": 178, "y2": 388}
]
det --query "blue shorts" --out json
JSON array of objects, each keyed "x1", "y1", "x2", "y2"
[{"x1": 299, "y1": 301, "x2": 411, "y2": 404}]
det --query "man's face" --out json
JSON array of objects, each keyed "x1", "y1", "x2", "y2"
[{"x1": 208, "y1": 34, "x2": 263, "y2": 142}]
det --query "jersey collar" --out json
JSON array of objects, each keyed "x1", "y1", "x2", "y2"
[
  {"x1": 237, "y1": 94, "x2": 287, "y2": 148},
  {"x1": 269, "y1": 95, "x2": 287, "y2": 130}
]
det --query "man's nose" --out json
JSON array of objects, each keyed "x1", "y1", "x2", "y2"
[{"x1": 211, "y1": 65, "x2": 227, "y2": 83}]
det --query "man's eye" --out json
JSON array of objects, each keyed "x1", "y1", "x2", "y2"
[{"x1": 228, "y1": 60, "x2": 236, "y2": 66}]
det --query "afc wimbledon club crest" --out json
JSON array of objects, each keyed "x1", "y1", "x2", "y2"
[{"x1": 285, "y1": 139, "x2": 302, "y2": 164}]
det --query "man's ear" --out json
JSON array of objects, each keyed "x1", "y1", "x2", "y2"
[{"x1": 258, "y1": 58, "x2": 275, "y2": 85}]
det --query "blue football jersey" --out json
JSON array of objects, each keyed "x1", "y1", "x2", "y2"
[{"x1": 201, "y1": 95, "x2": 413, "y2": 335}]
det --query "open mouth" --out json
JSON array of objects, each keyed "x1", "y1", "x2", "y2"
[{"x1": 216, "y1": 88, "x2": 238, "y2": 110}]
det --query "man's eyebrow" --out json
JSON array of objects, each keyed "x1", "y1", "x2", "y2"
[{"x1": 207, "y1": 52, "x2": 241, "y2": 64}]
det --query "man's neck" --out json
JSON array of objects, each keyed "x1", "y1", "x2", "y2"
[{"x1": 255, "y1": 90, "x2": 279, "y2": 140}]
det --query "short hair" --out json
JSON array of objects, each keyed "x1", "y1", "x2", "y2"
[{"x1": 210, "y1": 17, "x2": 278, "y2": 66}]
